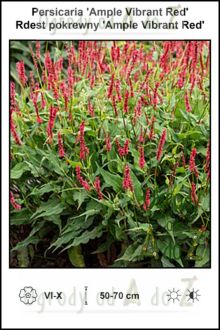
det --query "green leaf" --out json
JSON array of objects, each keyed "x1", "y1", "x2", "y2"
[
  {"x1": 173, "y1": 177, "x2": 185, "y2": 196},
  {"x1": 201, "y1": 195, "x2": 210, "y2": 212},
  {"x1": 175, "y1": 167, "x2": 185, "y2": 174},
  {"x1": 11, "y1": 163, "x2": 29, "y2": 179},
  {"x1": 127, "y1": 223, "x2": 151, "y2": 232},
  {"x1": 157, "y1": 238, "x2": 183, "y2": 267},
  {"x1": 73, "y1": 190, "x2": 88, "y2": 208},
  {"x1": 50, "y1": 232, "x2": 78, "y2": 251},
  {"x1": 30, "y1": 198, "x2": 65, "y2": 220},
  {"x1": 70, "y1": 209, "x2": 100, "y2": 221},
  {"x1": 63, "y1": 224, "x2": 104, "y2": 250},
  {"x1": 17, "y1": 247, "x2": 29, "y2": 267},
  {"x1": 177, "y1": 130, "x2": 203, "y2": 140},
  {"x1": 150, "y1": 205, "x2": 160, "y2": 213},
  {"x1": 44, "y1": 152, "x2": 66, "y2": 176},
  {"x1": 92, "y1": 237, "x2": 114, "y2": 254},
  {"x1": 130, "y1": 170, "x2": 144, "y2": 203},
  {"x1": 44, "y1": 215, "x2": 62, "y2": 231},
  {"x1": 161, "y1": 256, "x2": 175, "y2": 268},
  {"x1": 67, "y1": 160, "x2": 82, "y2": 168},
  {"x1": 68, "y1": 246, "x2": 85, "y2": 267},
  {"x1": 10, "y1": 209, "x2": 32, "y2": 225},
  {"x1": 117, "y1": 242, "x2": 145, "y2": 262},
  {"x1": 30, "y1": 183, "x2": 58, "y2": 196},
  {"x1": 195, "y1": 245, "x2": 210, "y2": 267},
  {"x1": 12, "y1": 236, "x2": 40, "y2": 251},
  {"x1": 156, "y1": 215, "x2": 175, "y2": 244},
  {"x1": 12, "y1": 220, "x2": 44, "y2": 252},
  {"x1": 191, "y1": 208, "x2": 204, "y2": 224},
  {"x1": 179, "y1": 109, "x2": 190, "y2": 122},
  {"x1": 97, "y1": 164, "x2": 122, "y2": 192},
  {"x1": 50, "y1": 214, "x2": 95, "y2": 252},
  {"x1": 116, "y1": 244, "x2": 137, "y2": 262},
  {"x1": 62, "y1": 215, "x2": 94, "y2": 235}
]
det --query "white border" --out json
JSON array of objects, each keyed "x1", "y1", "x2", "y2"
[{"x1": 2, "y1": 2, "x2": 219, "y2": 329}]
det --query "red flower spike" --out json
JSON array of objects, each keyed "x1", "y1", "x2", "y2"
[
  {"x1": 16, "y1": 60, "x2": 27, "y2": 86},
  {"x1": 122, "y1": 164, "x2": 133, "y2": 192},
  {"x1": 107, "y1": 73, "x2": 114, "y2": 98},
  {"x1": 143, "y1": 188, "x2": 151, "y2": 210},
  {"x1": 44, "y1": 51, "x2": 53, "y2": 73},
  {"x1": 156, "y1": 128, "x2": 167, "y2": 161},
  {"x1": 205, "y1": 140, "x2": 210, "y2": 173},
  {"x1": 185, "y1": 92, "x2": 192, "y2": 112},
  {"x1": 148, "y1": 116, "x2": 156, "y2": 140},
  {"x1": 47, "y1": 106, "x2": 58, "y2": 143},
  {"x1": 10, "y1": 114, "x2": 22, "y2": 145},
  {"x1": 153, "y1": 82, "x2": 160, "y2": 109},
  {"x1": 58, "y1": 131, "x2": 65, "y2": 158},
  {"x1": 191, "y1": 182, "x2": 198, "y2": 204},
  {"x1": 138, "y1": 127, "x2": 144, "y2": 143},
  {"x1": 189, "y1": 147, "x2": 199, "y2": 177},
  {"x1": 94, "y1": 177, "x2": 103, "y2": 200},
  {"x1": 78, "y1": 122, "x2": 89, "y2": 160},
  {"x1": 123, "y1": 139, "x2": 130, "y2": 156},
  {"x1": 115, "y1": 139, "x2": 129, "y2": 157},
  {"x1": 39, "y1": 93, "x2": 45, "y2": 110},
  {"x1": 123, "y1": 90, "x2": 129, "y2": 113},
  {"x1": 128, "y1": 78, "x2": 134, "y2": 97},
  {"x1": 139, "y1": 146, "x2": 145, "y2": 169},
  {"x1": 159, "y1": 41, "x2": 170, "y2": 74},
  {"x1": 88, "y1": 101, "x2": 95, "y2": 117},
  {"x1": 115, "y1": 79, "x2": 122, "y2": 101},
  {"x1": 10, "y1": 82, "x2": 19, "y2": 113},
  {"x1": 10, "y1": 191, "x2": 21, "y2": 210},
  {"x1": 67, "y1": 66, "x2": 74, "y2": 98},
  {"x1": 36, "y1": 41, "x2": 41, "y2": 60},
  {"x1": 111, "y1": 95, "x2": 118, "y2": 116},
  {"x1": 30, "y1": 45, "x2": 38, "y2": 69},
  {"x1": 60, "y1": 81, "x2": 69, "y2": 111},
  {"x1": 115, "y1": 139, "x2": 123, "y2": 157},
  {"x1": 90, "y1": 74, "x2": 95, "y2": 89},
  {"x1": 105, "y1": 133, "x2": 112, "y2": 152},
  {"x1": 205, "y1": 140, "x2": 210, "y2": 181},
  {"x1": 75, "y1": 166, "x2": 90, "y2": 191}
]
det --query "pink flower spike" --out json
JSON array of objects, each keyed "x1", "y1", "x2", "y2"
[
  {"x1": 10, "y1": 191, "x2": 21, "y2": 210},
  {"x1": 16, "y1": 60, "x2": 27, "y2": 86},
  {"x1": 139, "y1": 146, "x2": 145, "y2": 169},
  {"x1": 185, "y1": 92, "x2": 192, "y2": 112},
  {"x1": 105, "y1": 133, "x2": 112, "y2": 152},
  {"x1": 58, "y1": 131, "x2": 65, "y2": 158},
  {"x1": 156, "y1": 128, "x2": 167, "y2": 161},
  {"x1": 107, "y1": 73, "x2": 114, "y2": 98},
  {"x1": 191, "y1": 182, "x2": 198, "y2": 204},
  {"x1": 123, "y1": 90, "x2": 129, "y2": 113},
  {"x1": 36, "y1": 41, "x2": 41, "y2": 60},
  {"x1": 143, "y1": 188, "x2": 150, "y2": 210},
  {"x1": 122, "y1": 164, "x2": 133, "y2": 192},
  {"x1": 94, "y1": 177, "x2": 103, "y2": 200},
  {"x1": 189, "y1": 147, "x2": 199, "y2": 177},
  {"x1": 75, "y1": 166, "x2": 90, "y2": 191}
]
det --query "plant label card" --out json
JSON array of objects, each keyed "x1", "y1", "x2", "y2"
[{"x1": 1, "y1": 1, "x2": 219, "y2": 329}]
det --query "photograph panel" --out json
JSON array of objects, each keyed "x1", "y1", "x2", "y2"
[{"x1": 9, "y1": 40, "x2": 210, "y2": 268}]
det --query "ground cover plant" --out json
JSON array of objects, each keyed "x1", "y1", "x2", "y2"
[{"x1": 10, "y1": 40, "x2": 210, "y2": 268}]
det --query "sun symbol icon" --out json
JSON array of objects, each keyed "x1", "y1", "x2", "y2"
[
  {"x1": 186, "y1": 289, "x2": 201, "y2": 303},
  {"x1": 167, "y1": 288, "x2": 181, "y2": 303}
]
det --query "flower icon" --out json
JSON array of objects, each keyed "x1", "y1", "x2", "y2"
[{"x1": 19, "y1": 286, "x2": 37, "y2": 304}]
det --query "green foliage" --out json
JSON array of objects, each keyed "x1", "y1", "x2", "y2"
[
  {"x1": 68, "y1": 246, "x2": 85, "y2": 267},
  {"x1": 10, "y1": 40, "x2": 210, "y2": 268}
]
